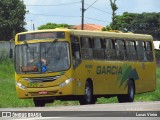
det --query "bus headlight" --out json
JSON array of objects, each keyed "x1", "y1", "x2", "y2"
[
  {"x1": 16, "y1": 82, "x2": 26, "y2": 90},
  {"x1": 59, "y1": 78, "x2": 74, "y2": 87}
]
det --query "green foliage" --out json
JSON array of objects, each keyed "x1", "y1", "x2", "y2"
[
  {"x1": 102, "y1": 27, "x2": 107, "y2": 31},
  {"x1": 109, "y1": 0, "x2": 118, "y2": 30},
  {"x1": 0, "y1": 61, "x2": 34, "y2": 108},
  {"x1": 155, "y1": 50, "x2": 160, "y2": 59},
  {"x1": 102, "y1": 26, "x2": 112, "y2": 31},
  {"x1": 38, "y1": 23, "x2": 72, "y2": 30},
  {"x1": 113, "y1": 12, "x2": 160, "y2": 40},
  {"x1": 0, "y1": 0, "x2": 26, "y2": 41},
  {"x1": 97, "y1": 97, "x2": 117, "y2": 104},
  {"x1": 110, "y1": 0, "x2": 118, "y2": 11}
]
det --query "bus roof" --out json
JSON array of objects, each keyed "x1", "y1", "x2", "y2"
[
  {"x1": 17, "y1": 28, "x2": 153, "y2": 41},
  {"x1": 70, "y1": 30, "x2": 153, "y2": 41}
]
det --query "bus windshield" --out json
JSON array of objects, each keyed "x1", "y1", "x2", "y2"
[{"x1": 15, "y1": 42, "x2": 70, "y2": 73}]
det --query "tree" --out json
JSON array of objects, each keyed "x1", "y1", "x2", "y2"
[
  {"x1": 155, "y1": 50, "x2": 160, "y2": 59},
  {"x1": 109, "y1": 0, "x2": 118, "y2": 30},
  {"x1": 38, "y1": 23, "x2": 71, "y2": 30},
  {"x1": 102, "y1": 26, "x2": 112, "y2": 31},
  {"x1": 114, "y1": 12, "x2": 160, "y2": 40},
  {"x1": 0, "y1": 0, "x2": 26, "y2": 41}
]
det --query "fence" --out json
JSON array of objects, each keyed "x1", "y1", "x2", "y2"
[{"x1": 0, "y1": 41, "x2": 14, "y2": 60}]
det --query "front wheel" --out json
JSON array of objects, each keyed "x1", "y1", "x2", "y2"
[
  {"x1": 33, "y1": 98, "x2": 46, "y2": 107},
  {"x1": 117, "y1": 80, "x2": 135, "y2": 103},
  {"x1": 79, "y1": 81, "x2": 96, "y2": 105}
]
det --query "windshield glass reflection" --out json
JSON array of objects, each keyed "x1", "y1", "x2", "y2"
[{"x1": 15, "y1": 42, "x2": 70, "y2": 73}]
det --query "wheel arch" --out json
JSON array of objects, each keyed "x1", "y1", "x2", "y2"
[
  {"x1": 129, "y1": 78, "x2": 136, "y2": 92},
  {"x1": 86, "y1": 78, "x2": 94, "y2": 94}
]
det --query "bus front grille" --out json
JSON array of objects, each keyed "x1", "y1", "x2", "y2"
[{"x1": 23, "y1": 76, "x2": 60, "y2": 82}]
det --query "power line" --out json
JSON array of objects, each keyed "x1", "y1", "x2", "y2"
[
  {"x1": 85, "y1": 17, "x2": 110, "y2": 23},
  {"x1": 84, "y1": 3, "x2": 112, "y2": 15},
  {"x1": 27, "y1": 13, "x2": 109, "y2": 23},
  {"x1": 28, "y1": 13, "x2": 79, "y2": 18},
  {"x1": 26, "y1": 0, "x2": 111, "y2": 26},
  {"x1": 26, "y1": 1, "x2": 81, "y2": 6},
  {"x1": 29, "y1": 13, "x2": 79, "y2": 18},
  {"x1": 81, "y1": 0, "x2": 99, "y2": 30},
  {"x1": 85, "y1": 0, "x2": 99, "y2": 11}
]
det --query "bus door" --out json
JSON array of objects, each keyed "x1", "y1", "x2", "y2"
[{"x1": 71, "y1": 36, "x2": 82, "y2": 95}]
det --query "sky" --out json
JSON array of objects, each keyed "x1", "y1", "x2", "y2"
[{"x1": 23, "y1": 0, "x2": 160, "y2": 30}]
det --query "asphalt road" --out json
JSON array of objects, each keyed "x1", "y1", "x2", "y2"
[{"x1": 0, "y1": 101, "x2": 160, "y2": 119}]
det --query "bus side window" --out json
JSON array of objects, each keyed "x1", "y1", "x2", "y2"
[
  {"x1": 93, "y1": 38, "x2": 105, "y2": 60},
  {"x1": 146, "y1": 41, "x2": 153, "y2": 61},
  {"x1": 115, "y1": 39, "x2": 127, "y2": 60},
  {"x1": 136, "y1": 41, "x2": 147, "y2": 61},
  {"x1": 71, "y1": 36, "x2": 81, "y2": 69},
  {"x1": 126, "y1": 40, "x2": 137, "y2": 61},
  {"x1": 104, "y1": 39, "x2": 116, "y2": 60},
  {"x1": 80, "y1": 37, "x2": 93, "y2": 59}
]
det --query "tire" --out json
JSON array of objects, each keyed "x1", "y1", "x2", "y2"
[
  {"x1": 79, "y1": 81, "x2": 96, "y2": 105},
  {"x1": 33, "y1": 98, "x2": 46, "y2": 107},
  {"x1": 117, "y1": 80, "x2": 135, "y2": 103}
]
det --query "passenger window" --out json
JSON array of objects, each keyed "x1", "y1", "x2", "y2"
[
  {"x1": 104, "y1": 39, "x2": 116, "y2": 60},
  {"x1": 80, "y1": 37, "x2": 93, "y2": 59},
  {"x1": 115, "y1": 39, "x2": 127, "y2": 60},
  {"x1": 94, "y1": 38, "x2": 101, "y2": 48},
  {"x1": 81, "y1": 37, "x2": 92, "y2": 48},
  {"x1": 126, "y1": 41, "x2": 137, "y2": 61},
  {"x1": 136, "y1": 41, "x2": 147, "y2": 61},
  {"x1": 146, "y1": 41, "x2": 153, "y2": 61},
  {"x1": 93, "y1": 38, "x2": 105, "y2": 60}
]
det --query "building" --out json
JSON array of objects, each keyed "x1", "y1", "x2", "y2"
[
  {"x1": 71, "y1": 24, "x2": 104, "y2": 31},
  {"x1": 153, "y1": 41, "x2": 160, "y2": 50}
]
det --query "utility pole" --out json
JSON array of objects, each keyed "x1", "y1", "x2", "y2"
[
  {"x1": 33, "y1": 23, "x2": 35, "y2": 31},
  {"x1": 81, "y1": 0, "x2": 85, "y2": 30},
  {"x1": 31, "y1": 20, "x2": 33, "y2": 30}
]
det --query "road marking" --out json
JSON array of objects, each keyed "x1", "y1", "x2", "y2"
[
  {"x1": 42, "y1": 102, "x2": 160, "y2": 111},
  {"x1": 45, "y1": 102, "x2": 160, "y2": 111},
  {"x1": 141, "y1": 108, "x2": 160, "y2": 111}
]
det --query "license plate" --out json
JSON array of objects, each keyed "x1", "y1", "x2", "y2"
[{"x1": 38, "y1": 91, "x2": 48, "y2": 95}]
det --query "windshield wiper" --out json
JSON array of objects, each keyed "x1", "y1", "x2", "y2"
[
  {"x1": 23, "y1": 40, "x2": 34, "y2": 52},
  {"x1": 43, "y1": 38, "x2": 58, "y2": 55}
]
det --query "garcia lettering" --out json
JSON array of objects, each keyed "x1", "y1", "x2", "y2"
[{"x1": 96, "y1": 66, "x2": 122, "y2": 75}]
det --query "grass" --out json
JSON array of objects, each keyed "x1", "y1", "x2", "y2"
[
  {"x1": 0, "y1": 60, "x2": 160, "y2": 108},
  {"x1": 0, "y1": 60, "x2": 34, "y2": 108}
]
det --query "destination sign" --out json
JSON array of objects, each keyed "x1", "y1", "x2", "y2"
[{"x1": 18, "y1": 32, "x2": 65, "y2": 41}]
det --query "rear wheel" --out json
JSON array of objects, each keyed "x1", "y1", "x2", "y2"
[
  {"x1": 117, "y1": 80, "x2": 135, "y2": 103},
  {"x1": 33, "y1": 98, "x2": 46, "y2": 107},
  {"x1": 79, "y1": 81, "x2": 96, "y2": 105}
]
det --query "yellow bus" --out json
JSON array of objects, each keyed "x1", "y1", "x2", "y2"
[{"x1": 14, "y1": 29, "x2": 156, "y2": 107}]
